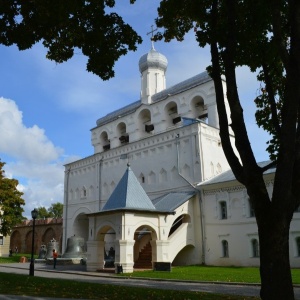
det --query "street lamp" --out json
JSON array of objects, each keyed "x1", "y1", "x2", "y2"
[{"x1": 29, "y1": 208, "x2": 38, "y2": 276}]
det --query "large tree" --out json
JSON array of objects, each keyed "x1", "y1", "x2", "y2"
[
  {"x1": 0, "y1": 0, "x2": 142, "y2": 80},
  {"x1": 0, "y1": 160, "x2": 25, "y2": 236},
  {"x1": 36, "y1": 202, "x2": 63, "y2": 219},
  {"x1": 48, "y1": 202, "x2": 63, "y2": 218},
  {"x1": 153, "y1": 0, "x2": 300, "y2": 299}
]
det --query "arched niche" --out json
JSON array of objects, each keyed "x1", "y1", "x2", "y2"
[
  {"x1": 164, "y1": 101, "x2": 180, "y2": 127},
  {"x1": 73, "y1": 213, "x2": 89, "y2": 242},
  {"x1": 97, "y1": 225, "x2": 116, "y2": 267},
  {"x1": 42, "y1": 227, "x2": 56, "y2": 245},
  {"x1": 10, "y1": 230, "x2": 21, "y2": 253},
  {"x1": 190, "y1": 96, "x2": 207, "y2": 122},
  {"x1": 100, "y1": 131, "x2": 110, "y2": 151},
  {"x1": 117, "y1": 122, "x2": 129, "y2": 144},
  {"x1": 138, "y1": 109, "x2": 154, "y2": 135}
]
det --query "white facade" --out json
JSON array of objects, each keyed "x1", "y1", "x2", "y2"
[
  {"x1": 200, "y1": 166, "x2": 300, "y2": 268},
  {"x1": 63, "y1": 47, "x2": 300, "y2": 272}
]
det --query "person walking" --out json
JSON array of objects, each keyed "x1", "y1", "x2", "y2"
[{"x1": 52, "y1": 249, "x2": 58, "y2": 269}]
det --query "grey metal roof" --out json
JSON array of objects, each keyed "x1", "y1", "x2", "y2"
[
  {"x1": 199, "y1": 161, "x2": 276, "y2": 187},
  {"x1": 96, "y1": 100, "x2": 141, "y2": 127},
  {"x1": 102, "y1": 165, "x2": 156, "y2": 212},
  {"x1": 152, "y1": 71, "x2": 212, "y2": 103},
  {"x1": 152, "y1": 191, "x2": 196, "y2": 212}
]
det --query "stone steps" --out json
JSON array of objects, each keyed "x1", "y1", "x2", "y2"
[{"x1": 134, "y1": 242, "x2": 152, "y2": 269}]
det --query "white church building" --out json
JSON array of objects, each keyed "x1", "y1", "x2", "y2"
[{"x1": 63, "y1": 44, "x2": 300, "y2": 273}]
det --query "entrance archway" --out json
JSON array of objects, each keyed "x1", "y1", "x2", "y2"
[
  {"x1": 134, "y1": 225, "x2": 157, "y2": 269},
  {"x1": 97, "y1": 225, "x2": 116, "y2": 268}
]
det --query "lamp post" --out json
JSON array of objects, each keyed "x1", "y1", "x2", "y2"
[{"x1": 29, "y1": 208, "x2": 38, "y2": 276}]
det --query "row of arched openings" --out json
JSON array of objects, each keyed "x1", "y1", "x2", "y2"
[{"x1": 100, "y1": 97, "x2": 207, "y2": 151}]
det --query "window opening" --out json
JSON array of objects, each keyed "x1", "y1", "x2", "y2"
[
  {"x1": 220, "y1": 201, "x2": 227, "y2": 219},
  {"x1": 252, "y1": 239, "x2": 260, "y2": 257},
  {"x1": 222, "y1": 240, "x2": 229, "y2": 257}
]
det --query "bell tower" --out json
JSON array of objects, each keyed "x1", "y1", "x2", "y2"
[{"x1": 139, "y1": 27, "x2": 168, "y2": 104}]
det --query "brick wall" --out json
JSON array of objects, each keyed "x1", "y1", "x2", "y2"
[{"x1": 10, "y1": 218, "x2": 63, "y2": 254}]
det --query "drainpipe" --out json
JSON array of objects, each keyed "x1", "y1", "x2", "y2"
[
  {"x1": 99, "y1": 157, "x2": 103, "y2": 211},
  {"x1": 64, "y1": 166, "x2": 71, "y2": 253},
  {"x1": 175, "y1": 132, "x2": 206, "y2": 265}
]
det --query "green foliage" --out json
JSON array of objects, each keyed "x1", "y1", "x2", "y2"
[
  {"x1": 36, "y1": 207, "x2": 50, "y2": 219},
  {"x1": 36, "y1": 202, "x2": 63, "y2": 219},
  {"x1": 0, "y1": 160, "x2": 25, "y2": 236},
  {"x1": 152, "y1": 3, "x2": 300, "y2": 297},
  {"x1": 154, "y1": 0, "x2": 295, "y2": 161},
  {"x1": 48, "y1": 202, "x2": 63, "y2": 218},
  {"x1": 0, "y1": 0, "x2": 142, "y2": 80}
]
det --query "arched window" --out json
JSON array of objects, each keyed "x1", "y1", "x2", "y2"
[
  {"x1": 220, "y1": 201, "x2": 227, "y2": 219},
  {"x1": 222, "y1": 240, "x2": 229, "y2": 257},
  {"x1": 252, "y1": 239, "x2": 260, "y2": 257},
  {"x1": 296, "y1": 237, "x2": 300, "y2": 256},
  {"x1": 139, "y1": 173, "x2": 145, "y2": 184},
  {"x1": 165, "y1": 101, "x2": 180, "y2": 127},
  {"x1": 117, "y1": 122, "x2": 129, "y2": 144},
  {"x1": 100, "y1": 131, "x2": 110, "y2": 151},
  {"x1": 81, "y1": 187, "x2": 87, "y2": 198},
  {"x1": 191, "y1": 96, "x2": 207, "y2": 121},
  {"x1": 138, "y1": 109, "x2": 153, "y2": 135}
]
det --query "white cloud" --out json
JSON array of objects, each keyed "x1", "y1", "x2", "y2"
[
  {"x1": 0, "y1": 97, "x2": 67, "y2": 218},
  {"x1": 0, "y1": 97, "x2": 63, "y2": 163}
]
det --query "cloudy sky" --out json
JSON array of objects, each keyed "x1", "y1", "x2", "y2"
[{"x1": 0, "y1": 1, "x2": 270, "y2": 219}]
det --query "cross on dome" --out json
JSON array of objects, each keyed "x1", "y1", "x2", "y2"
[{"x1": 147, "y1": 25, "x2": 158, "y2": 50}]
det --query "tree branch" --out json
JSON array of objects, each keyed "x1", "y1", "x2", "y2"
[
  {"x1": 210, "y1": 0, "x2": 244, "y2": 183},
  {"x1": 222, "y1": 0, "x2": 258, "y2": 172}
]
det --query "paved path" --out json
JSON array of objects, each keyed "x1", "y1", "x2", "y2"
[{"x1": 0, "y1": 263, "x2": 299, "y2": 299}]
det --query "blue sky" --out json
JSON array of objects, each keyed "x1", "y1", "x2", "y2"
[{"x1": 0, "y1": 1, "x2": 270, "y2": 218}]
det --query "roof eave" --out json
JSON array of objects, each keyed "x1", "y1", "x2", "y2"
[{"x1": 87, "y1": 208, "x2": 175, "y2": 217}]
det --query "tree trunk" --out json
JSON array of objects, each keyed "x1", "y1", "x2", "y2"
[{"x1": 258, "y1": 212, "x2": 294, "y2": 300}]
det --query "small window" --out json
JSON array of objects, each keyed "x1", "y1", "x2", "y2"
[
  {"x1": 252, "y1": 239, "x2": 260, "y2": 257},
  {"x1": 0, "y1": 236, "x2": 3, "y2": 245},
  {"x1": 296, "y1": 237, "x2": 300, "y2": 256},
  {"x1": 81, "y1": 187, "x2": 87, "y2": 198},
  {"x1": 222, "y1": 240, "x2": 229, "y2": 257},
  {"x1": 220, "y1": 201, "x2": 227, "y2": 219}
]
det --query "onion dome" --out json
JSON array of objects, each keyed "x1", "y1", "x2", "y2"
[{"x1": 139, "y1": 47, "x2": 168, "y2": 73}]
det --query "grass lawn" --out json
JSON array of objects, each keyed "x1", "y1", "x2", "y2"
[
  {"x1": 0, "y1": 253, "x2": 37, "y2": 263},
  {"x1": 125, "y1": 265, "x2": 300, "y2": 285}
]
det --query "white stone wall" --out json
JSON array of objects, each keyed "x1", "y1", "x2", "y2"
[
  {"x1": 63, "y1": 52, "x2": 233, "y2": 265},
  {"x1": 91, "y1": 79, "x2": 219, "y2": 153},
  {"x1": 202, "y1": 182, "x2": 300, "y2": 268}
]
